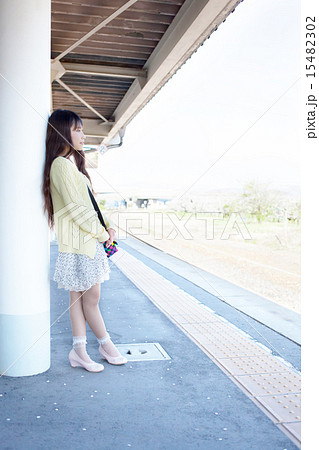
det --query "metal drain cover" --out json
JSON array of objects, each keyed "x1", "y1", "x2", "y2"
[{"x1": 116, "y1": 343, "x2": 171, "y2": 361}]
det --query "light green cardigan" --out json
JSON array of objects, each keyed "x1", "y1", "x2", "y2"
[{"x1": 50, "y1": 156, "x2": 116, "y2": 259}]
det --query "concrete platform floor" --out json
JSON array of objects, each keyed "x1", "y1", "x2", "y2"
[{"x1": 1, "y1": 239, "x2": 301, "y2": 449}]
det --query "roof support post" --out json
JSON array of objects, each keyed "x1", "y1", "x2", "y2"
[{"x1": 0, "y1": 0, "x2": 51, "y2": 376}]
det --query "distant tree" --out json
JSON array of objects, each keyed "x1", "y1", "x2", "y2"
[
  {"x1": 286, "y1": 199, "x2": 301, "y2": 223},
  {"x1": 233, "y1": 180, "x2": 281, "y2": 223},
  {"x1": 223, "y1": 203, "x2": 235, "y2": 217}
]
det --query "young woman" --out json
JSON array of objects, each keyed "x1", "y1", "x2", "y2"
[{"x1": 42, "y1": 109, "x2": 127, "y2": 372}]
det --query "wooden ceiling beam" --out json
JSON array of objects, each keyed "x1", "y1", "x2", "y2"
[
  {"x1": 63, "y1": 62, "x2": 147, "y2": 79},
  {"x1": 52, "y1": 0, "x2": 140, "y2": 62}
]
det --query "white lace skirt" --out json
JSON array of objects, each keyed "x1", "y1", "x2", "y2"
[{"x1": 53, "y1": 239, "x2": 111, "y2": 292}]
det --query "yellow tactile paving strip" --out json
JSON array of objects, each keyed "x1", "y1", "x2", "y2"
[{"x1": 113, "y1": 249, "x2": 301, "y2": 447}]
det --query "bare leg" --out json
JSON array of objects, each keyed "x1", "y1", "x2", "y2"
[
  {"x1": 69, "y1": 290, "x2": 86, "y2": 335},
  {"x1": 69, "y1": 290, "x2": 95, "y2": 363},
  {"x1": 82, "y1": 283, "x2": 123, "y2": 358},
  {"x1": 81, "y1": 284, "x2": 107, "y2": 338}
]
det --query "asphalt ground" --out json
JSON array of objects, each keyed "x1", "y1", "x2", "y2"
[{"x1": 0, "y1": 241, "x2": 300, "y2": 449}]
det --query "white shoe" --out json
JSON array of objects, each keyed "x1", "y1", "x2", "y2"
[
  {"x1": 99, "y1": 344, "x2": 127, "y2": 365},
  {"x1": 69, "y1": 348, "x2": 104, "y2": 372}
]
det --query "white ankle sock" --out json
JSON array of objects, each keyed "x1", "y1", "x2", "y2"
[
  {"x1": 73, "y1": 335, "x2": 87, "y2": 348},
  {"x1": 97, "y1": 332, "x2": 122, "y2": 358},
  {"x1": 96, "y1": 332, "x2": 110, "y2": 346},
  {"x1": 72, "y1": 335, "x2": 94, "y2": 363}
]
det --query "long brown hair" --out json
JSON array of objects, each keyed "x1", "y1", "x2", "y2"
[{"x1": 42, "y1": 109, "x2": 93, "y2": 229}]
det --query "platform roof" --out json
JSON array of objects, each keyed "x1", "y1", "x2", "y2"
[{"x1": 51, "y1": 0, "x2": 243, "y2": 146}]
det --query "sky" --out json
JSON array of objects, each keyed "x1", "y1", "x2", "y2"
[{"x1": 91, "y1": 0, "x2": 301, "y2": 196}]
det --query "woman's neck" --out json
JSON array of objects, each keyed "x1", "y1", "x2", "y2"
[{"x1": 59, "y1": 150, "x2": 73, "y2": 160}]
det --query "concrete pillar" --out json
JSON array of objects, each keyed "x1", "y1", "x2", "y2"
[{"x1": 0, "y1": 0, "x2": 51, "y2": 376}]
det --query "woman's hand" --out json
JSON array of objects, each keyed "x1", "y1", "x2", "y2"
[{"x1": 104, "y1": 228, "x2": 116, "y2": 248}]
